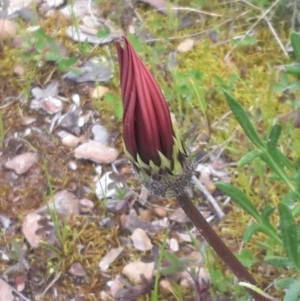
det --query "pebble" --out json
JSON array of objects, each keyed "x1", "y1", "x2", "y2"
[
  {"x1": 99, "y1": 247, "x2": 123, "y2": 271},
  {"x1": 79, "y1": 198, "x2": 94, "y2": 213},
  {"x1": 40, "y1": 96, "x2": 63, "y2": 114},
  {"x1": 139, "y1": 210, "x2": 152, "y2": 222},
  {"x1": 176, "y1": 38, "x2": 195, "y2": 52},
  {"x1": 68, "y1": 161, "x2": 77, "y2": 170},
  {"x1": 131, "y1": 228, "x2": 153, "y2": 251},
  {"x1": 13, "y1": 65, "x2": 25, "y2": 77},
  {"x1": 0, "y1": 19, "x2": 17, "y2": 41},
  {"x1": 122, "y1": 261, "x2": 154, "y2": 285},
  {"x1": 57, "y1": 131, "x2": 80, "y2": 148},
  {"x1": 74, "y1": 140, "x2": 118, "y2": 164},
  {"x1": 169, "y1": 238, "x2": 179, "y2": 252},
  {"x1": 159, "y1": 279, "x2": 172, "y2": 293},
  {"x1": 91, "y1": 124, "x2": 109, "y2": 145},
  {"x1": 5, "y1": 152, "x2": 39, "y2": 175},
  {"x1": 69, "y1": 262, "x2": 86, "y2": 277},
  {"x1": 20, "y1": 116, "x2": 36, "y2": 125},
  {"x1": 90, "y1": 86, "x2": 109, "y2": 99},
  {"x1": 153, "y1": 207, "x2": 167, "y2": 218},
  {"x1": 205, "y1": 180, "x2": 216, "y2": 194}
]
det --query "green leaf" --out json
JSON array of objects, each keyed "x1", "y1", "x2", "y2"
[
  {"x1": 292, "y1": 203, "x2": 300, "y2": 217},
  {"x1": 45, "y1": 52, "x2": 60, "y2": 61},
  {"x1": 103, "y1": 92, "x2": 123, "y2": 121},
  {"x1": 216, "y1": 182, "x2": 260, "y2": 221},
  {"x1": 272, "y1": 148, "x2": 296, "y2": 172},
  {"x1": 282, "y1": 191, "x2": 298, "y2": 206},
  {"x1": 256, "y1": 241, "x2": 272, "y2": 250},
  {"x1": 284, "y1": 279, "x2": 300, "y2": 301},
  {"x1": 235, "y1": 249, "x2": 255, "y2": 268},
  {"x1": 223, "y1": 92, "x2": 265, "y2": 148},
  {"x1": 238, "y1": 150, "x2": 261, "y2": 166},
  {"x1": 231, "y1": 34, "x2": 257, "y2": 47},
  {"x1": 96, "y1": 25, "x2": 110, "y2": 38},
  {"x1": 278, "y1": 202, "x2": 300, "y2": 271},
  {"x1": 285, "y1": 65, "x2": 300, "y2": 75},
  {"x1": 275, "y1": 277, "x2": 296, "y2": 290},
  {"x1": 164, "y1": 251, "x2": 185, "y2": 268},
  {"x1": 295, "y1": 170, "x2": 300, "y2": 193},
  {"x1": 160, "y1": 251, "x2": 186, "y2": 275},
  {"x1": 266, "y1": 124, "x2": 281, "y2": 153},
  {"x1": 264, "y1": 256, "x2": 292, "y2": 268},
  {"x1": 243, "y1": 224, "x2": 263, "y2": 242},
  {"x1": 291, "y1": 32, "x2": 300, "y2": 62},
  {"x1": 57, "y1": 57, "x2": 77, "y2": 72},
  {"x1": 270, "y1": 82, "x2": 289, "y2": 93},
  {"x1": 260, "y1": 204, "x2": 274, "y2": 221},
  {"x1": 126, "y1": 33, "x2": 141, "y2": 53},
  {"x1": 32, "y1": 27, "x2": 46, "y2": 39}
]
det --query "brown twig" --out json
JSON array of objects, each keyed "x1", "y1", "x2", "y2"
[{"x1": 176, "y1": 192, "x2": 277, "y2": 301}]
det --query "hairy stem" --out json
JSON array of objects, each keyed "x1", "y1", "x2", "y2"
[{"x1": 176, "y1": 192, "x2": 277, "y2": 301}]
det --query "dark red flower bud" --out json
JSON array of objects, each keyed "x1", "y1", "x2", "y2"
[{"x1": 115, "y1": 36, "x2": 176, "y2": 173}]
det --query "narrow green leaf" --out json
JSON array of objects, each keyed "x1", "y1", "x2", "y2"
[
  {"x1": 238, "y1": 150, "x2": 261, "y2": 166},
  {"x1": 243, "y1": 224, "x2": 261, "y2": 242},
  {"x1": 292, "y1": 203, "x2": 300, "y2": 217},
  {"x1": 164, "y1": 251, "x2": 185, "y2": 268},
  {"x1": 260, "y1": 204, "x2": 274, "y2": 221},
  {"x1": 278, "y1": 203, "x2": 300, "y2": 271},
  {"x1": 216, "y1": 182, "x2": 260, "y2": 220},
  {"x1": 160, "y1": 251, "x2": 186, "y2": 275},
  {"x1": 266, "y1": 124, "x2": 281, "y2": 153},
  {"x1": 264, "y1": 256, "x2": 292, "y2": 268},
  {"x1": 256, "y1": 241, "x2": 272, "y2": 250},
  {"x1": 291, "y1": 32, "x2": 300, "y2": 62},
  {"x1": 223, "y1": 92, "x2": 265, "y2": 148},
  {"x1": 273, "y1": 149, "x2": 296, "y2": 173},
  {"x1": 285, "y1": 65, "x2": 300, "y2": 75},
  {"x1": 283, "y1": 279, "x2": 300, "y2": 301},
  {"x1": 295, "y1": 170, "x2": 300, "y2": 193},
  {"x1": 243, "y1": 223, "x2": 281, "y2": 244}
]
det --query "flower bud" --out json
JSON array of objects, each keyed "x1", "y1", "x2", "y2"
[{"x1": 115, "y1": 36, "x2": 190, "y2": 186}]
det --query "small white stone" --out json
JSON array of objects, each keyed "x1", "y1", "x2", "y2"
[
  {"x1": 71, "y1": 94, "x2": 80, "y2": 106},
  {"x1": 68, "y1": 161, "x2": 77, "y2": 170},
  {"x1": 169, "y1": 238, "x2": 179, "y2": 252},
  {"x1": 131, "y1": 228, "x2": 153, "y2": 251},
  {"x1": 77, "y1": 117, "x2": 85, "y2": 127}
]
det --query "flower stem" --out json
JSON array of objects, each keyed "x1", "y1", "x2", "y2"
[{"x1": 176, "y1": 192, "x2": 277, "y2": 301}]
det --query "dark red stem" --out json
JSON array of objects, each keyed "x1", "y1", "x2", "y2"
[{"x1": 176, "y1": 192, "x2": 276, "y2": 301}]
